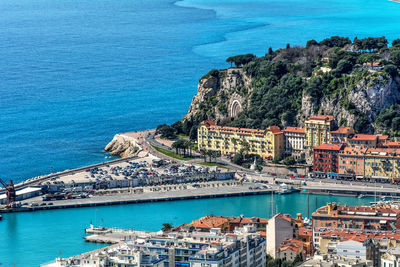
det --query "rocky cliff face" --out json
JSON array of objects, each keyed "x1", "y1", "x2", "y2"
[
  {"x1": 299, "y1": 73, "x2": 400, "y2": 132},
  {"x1": 185, "y1": 67, "x2": 400, "y2": 133},
  {"x1": 104, "y1": 134, "x2": 141, "y2": 158},
  {"x1": 184, "y1": 68, "x2": 252, "y2": 123}
]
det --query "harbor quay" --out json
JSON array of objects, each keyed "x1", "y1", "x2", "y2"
[{"x1": 0, "y1": 180, "x2": 276, "y2": 213}]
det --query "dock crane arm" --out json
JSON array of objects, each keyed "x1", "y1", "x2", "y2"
[{"x1": 0, "y1": 178, "x2": 16, "y2": 206}]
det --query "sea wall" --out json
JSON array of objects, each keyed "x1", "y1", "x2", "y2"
[{"x1": 104, "y1": 134, "x2": 141, "y2": 158}]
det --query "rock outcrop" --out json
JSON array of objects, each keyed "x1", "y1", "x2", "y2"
[
  {"x1": 185, "y1": 67, "x2": 400, "y2": 134},
  {"x1": 104, "y1": 134, "x2": 141, "y2": 158},
  {"x1": 184, "y1": 68, "x2": 252, "y2": 123},
  {"x1": 183, "y1": 39, "x2": 400, "y2": 135},
  {"x1": 299, "y1": 73, "x2": 400, "y2": 132}
]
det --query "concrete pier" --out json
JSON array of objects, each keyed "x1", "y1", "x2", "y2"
[
  {"x1": 302, "y1": 184, "x2": 400, "y2": 198},
  {"x1": 0, "y1": 182, "x2": 275, "y2": 213}
]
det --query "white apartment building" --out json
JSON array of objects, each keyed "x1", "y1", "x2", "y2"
[
  {"x1": 44, "y1": 226, "x2": 266, "y2": 267},
  {"x1": 282, "y1": 127, "x2": 305, "y2": 159},
  {"x1": 381, "y1": 246, "x2": 400, "y2": 267}
]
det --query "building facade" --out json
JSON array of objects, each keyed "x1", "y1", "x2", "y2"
[
  {"x1": 197, "y1": 120, "x2": 284, "y2": 160},
  {"x1": 338, "y1": 147, "x2": 367, "y2": 177},
  {"x1": 331, "y1": 127, "x2": 355, "y2": 144},
  {"x1": 312, "y1": 203, "x2": 400, "y2": 247},
  {"x1": 266, "y1": 213, "x2": 298, "y2": 259},
  {"x1": 313, "y1": 144, "x2": 344, "y2": 174},
  {"x1": 282, "y1": 127, "x2": 305, "y2": 159},
  {"x1": 348, "y1": 134, "x2": 378, "y2": 148},
  {"x1": 305, "y1": 115, "x2": 335, "y2": 149},
  {"x1": 46, "y1": 228, "x2": 267, "y2": 267},
  {"x1": 364, "y1": 148, "x2": 400, "y2": 181},
  {"x1": 337, "y1": 147, "x2": 400, "y2": 181}
]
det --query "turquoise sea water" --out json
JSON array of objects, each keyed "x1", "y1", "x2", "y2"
[
  {"x1": 0, "y1": 193, "x2": 373, "y2": 266},
  {"x1": 2, "y1": 0, "x2": 400, "y2": 182}
]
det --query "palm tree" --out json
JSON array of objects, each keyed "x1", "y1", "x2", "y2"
[
  {"x1": 200, "y1": 149, "x2": 208, "y2": 162},
  {"x1": 240, "y1": 140, "x2": 250, "y2": 160},
  {"x1": 206, "y1": 150, "x2": 214, "y2": 163},
  {"x1": 232, "y1": 138, "x2": 239, "y2": 154},
  {"x1": 185, "y1": 140, "x2": 192, "y2": 157},
  {"x1": 172, "y1": 140, "x2": 187, "y2": 156}
]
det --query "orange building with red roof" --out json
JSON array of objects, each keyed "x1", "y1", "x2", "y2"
[
  {"x1": 337, "y1": 147, "x2": 400, "y2": 180},
  {"x1": 330, "y1": 127, "x2": 355, "y2": 144},
  {"x1": 197, "y1": 120, "x2": 284, "y2": 160},
  {"x1": 348, "y1": 134, "x2": 378, "y2": 148},
  {"x1": 312, "y1": 203, "x2": 400, "y2": 241}
]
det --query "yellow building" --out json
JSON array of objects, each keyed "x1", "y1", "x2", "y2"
[
  {"x1": 330, "y1": 127, "x2": 355, "y2": 144},
  {"x1": 363, "y1": 148, "x2": 400, "y2": 180},
  {"x1": 305, "y1": 115, "x2": 335, "y2": 149},
  {"x1": 197, "y1": 120, "x2": 284, "y2": 160}
]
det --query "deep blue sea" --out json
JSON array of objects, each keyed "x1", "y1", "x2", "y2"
[
  {"x1": 2, "y1": 0, "x2": 400, "y2": 182},
  {"x1": 1, "y1": 0, "x2": 400, "y2": 265}
]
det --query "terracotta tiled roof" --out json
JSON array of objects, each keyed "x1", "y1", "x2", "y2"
[
  {"x1": 201, "y1": 120, "x2": 216, "y2": 127},
  {"x1": 283, "y1": 127, "x2": 305, "y2": 134},
  {"x1": 383, "y1": 141, "x2": 400, "y2": 148},
  {"x1": 202, "y1": 121, "x2": 279, "y2": 137},
  {"x1": 321, "y1": 229, "x2": 400, "y2": 243},
  {"x1": 298, "y1": 227, "x2": 312, "y2": 237},
  {"x1": 257, "y1": 231, "x2": 266, "y2": 238},
  {"x1": 349, "y1": 134, "x2": 377, "y2": 141},
  {"x1": 331, "y1": 127, "x2": 353, "y2": 134},
  {"x1": 378, "y1": 135, "x2": 389, "y2": 141},
  {"x1": 314, "y1": 144, "x2": 344, "y2": 151},
  {"x1": 279, "y1": 239, "x2": 305, "y2": 253},
  {"x1": 187, "y1": 215, "x2": 268, "y2": 230},
  {"x1": 308, "y1": 115, "x2": 334, "y2": 121},
  {"x1": 267, "y1": 125, "x2": 283, "y2": 134},
  {"x1": 190, "y1": 215, "x2": 229, "y2": 229},
  {"x1": 340, "y1": 147, "x2": 367, "y2": 155}
]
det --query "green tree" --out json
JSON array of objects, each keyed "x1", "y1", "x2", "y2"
[
  {"x1": 356, "y1": 53, "x2": 380, "y2": 65},
  {"x1": 393, "y1": 39, "x2": 400, "y2": 48},
  {"x1": 306, "y1": 39, "x2": 318, "y2": 48},
  {"x1": 189, "y1": 125, "x2": 198, "y2": 141},
  {"x1": 335, "y1": 59, "x2": 353, "y2": 74},
  {"x1": 232, "y1": 154, "x2": 244, "y2": 165},
  {"x1": 171, "y1": 121, "x2": 183, "y2": 134},
  {"x1": 161, "y1": 223, "x2": 172, "y2": 232},
  {"x1": 172, "y1": 139, "x2": 187, "y2": 156},
  {"x1": 200, "y1": 149, "x2": 208, "y2": 162},
  {"x1": 156, "y1": 124, "x2": 177, "y2": 139},
  {"x1": 391, "y1": 50, "x2": 400, "y2": 67},
  {"x1": 239, "y1": 140, "x2": 250, "y2": 158},
  {"x1": 319, "y1": 36, "x2": 351, "y2": 48},
  {"x1": 384, "y1": 64, "x2": 398, "y2": 77},
  {"x1": 226, "y1": 54, "x2": 256, "y2": 67},
  {"x1": 283, "y1": 156, "x2": 296, "y2": 166}
]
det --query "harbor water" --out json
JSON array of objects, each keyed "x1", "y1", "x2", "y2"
[{"x1": 1, "y1": 193, "x2": 373, "y2": 266}]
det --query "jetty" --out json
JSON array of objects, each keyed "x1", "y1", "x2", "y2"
[{"x1": 0, "y1": 181, "x2": 276, "y2": 213}]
